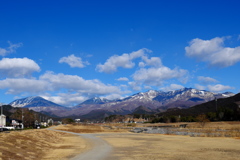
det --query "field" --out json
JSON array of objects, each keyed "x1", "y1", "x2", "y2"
[
  {"x1": 0, "y1": 129, "x2": 89, "y2": 160},
  {"x1": 0, "y1": 122, "x2": 240, "y2": 160},
  {"x1": 55, "y1": 122, "x2": 240, "y2": 160},
  {"x1": 102, "y1": 132, "x2": 240, "y2": 160}
]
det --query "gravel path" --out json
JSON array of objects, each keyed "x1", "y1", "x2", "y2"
[{"x1": 48, "y1": 128, "x2": 112, "y2": 160}]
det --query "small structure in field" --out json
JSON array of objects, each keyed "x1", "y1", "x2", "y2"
[{"x1": 0, "y1": 114, "x2": 6, "y2": 127}]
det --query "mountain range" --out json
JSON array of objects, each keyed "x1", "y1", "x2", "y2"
[
  {"x1": 8, "y1": 88, "x2": 235, "y2": 119},
  {"x1": 157, "y1": 92, "x2": 240, "y2": 121}
]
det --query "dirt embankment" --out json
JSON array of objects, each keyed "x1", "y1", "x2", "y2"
[{"x1": 0, "y1": 129, "x2": 89, "y2": 160}]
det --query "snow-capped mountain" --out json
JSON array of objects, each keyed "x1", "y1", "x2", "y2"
[
  {"x1": 9, "y1": 96, "x2": 68, "y2": 114},
  {"x1": 10, "y1": 96, "x2": 38, "y2": 108},
  {"x1": 8, "y1": 88, "x2": 235, "y2": 118},
  {"x1": 154, "y1": 88, "x2": 219, "y2": 104},
  {"x1": 79, "y1": 97, "x2": 111, "y2": 105},
  {"x1": 122, "y1": 90, "x2": 161, "y2": 102},
  {"x1": 70, "y1": 88, "x2": 235, "y2": 116}
]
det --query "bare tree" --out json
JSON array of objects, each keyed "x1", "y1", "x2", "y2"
[{"x1": 196, "y1": 114, "x2": 210, "y2": 128}]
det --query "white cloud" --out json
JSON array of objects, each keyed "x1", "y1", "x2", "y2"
[
  {"x1": 59, "y1": 54, "x2": 89, "y2": 68},
  {"x1": 144, "y1": 85, "x2": 152, "y2": 89},
  {"x1": 194, "y1": 84, "x2": 206, "y2": 90},
  {"x1": 116, "y1": 77, "x2": 129, "y2": 81},
  {"x1": 185, "y1": 37, "x2": 223, "y2": 57},
  {"x1": 161, "y1": 84, "x2": 184, "y2": 91},
  {"x1": 185, "y1": 37, "x2": 240, "y2": 67},
  {"x1": 0, "y1": 58, "x2": 40, "y2": 78},
  {"x1": 0, "y1": 41, "x2": 22, "y2": 56},
  {"x1": 128, "y1": 81, "x2": 141, "y2": 91},
  {"x1": 132, "y1": 66, "x2": 188, "y2": 86},
  {"x1": 40, "y1": 71, "x2": 121, "y2": 95},
  {"x1": 139, "y1": 56, "x2": 162, "y2": 68},
  {"x1": 42, "y1": 93, "x2": 88, "y2": 107},
  {"x1": 96, "y1": 48, "x2": 151, "y2": 73},
  {"x1": 104, "y1": 93, "x2": 123, "y2": 100},
  {"x1": 0, "y1": 78, "x2": 49, "y2": 94},
  {"x1": 138, "y1": 62, "x2": 145, "y2": 68},
  {"x1": 198, "y1": 76, "x2": 218, "y2": 84},
  {"x1": 207, "y1": 84, "x2": 234, "y2": 92},
  {"x1": 0, "y1": 71, "x2": 124, "y2": 105}
]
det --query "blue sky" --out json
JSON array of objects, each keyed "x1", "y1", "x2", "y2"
[{"x1": 0, "y1": 0, "x2": 240, "y2": 106}]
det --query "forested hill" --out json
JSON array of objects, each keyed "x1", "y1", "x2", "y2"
[{"x1": 157, "y1": 93, "x2": 240, "y2": 121}]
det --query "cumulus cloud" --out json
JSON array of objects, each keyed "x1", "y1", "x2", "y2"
[
  {"x1": 0, "y1": 78, "x2": 49, "y2": 94},
  {"x1": 194, "y1": 84, "x2": 206, "y2": 90},
  {"x1": 161, "y1": 84, "x2": 184, "y2": 91},
  {"x1": 198, "y1": 76, "x2": 218, "y2": 84},
  {"x1": 116, "y1": 77, "x2": 129, "y2": 81},
  {"x1": 144, "y1": 85, "x2": 152, "y2": 89},
  {"x1": 128, "y1": 81, "x2": 141, "y2": 91},
  {"x1": 139, "y1": 56, "x2": 162, "y2": 68},
  {"x1": 0, "y1": 58, "x2": 40, "y2": 78},
  {"x1": 42, "y1": 93, "x2": 88, "y2": 107},
  {"x1": 40, "y1": 71, "x2": 121, "y2": 95},
  {"x1": 0, "y1": 41, "x2": 22, "y2": 56},
  {"x1": 104, "y1": 93, "x2": 123, "y2": 100},
  {"x1": 59, "y1": 54, "x2": 89, "y2": 68},
  {"x1": 207, "y1": 84, "x2": 234, "y2": 92},
  {"x1": 185, "y1": 37, "x2": 240, "y2": 67},
  {"x1": 96, "y1": 48, "x2": 151, "y2": 73},
  {"x1": 0, "y1": 71, "x2": 123, "y2": 105},
  {"x1": 132, "y1": 66, "x2": 188, "y2": 86}
]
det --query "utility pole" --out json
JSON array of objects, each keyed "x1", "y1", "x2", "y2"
[
  {"x1": 22, "y1": 108, "x2": 24, "y2": 129},
  {"x1": 0, "y1": 105, "x2": 2, "y2": 127},
  {"x1": 215, "y1": 97, "x2": 218, "y2": 112}
]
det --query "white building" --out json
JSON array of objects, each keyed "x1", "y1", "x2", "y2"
[{"x1": 0, "y1": 114, "x2": 6, "y2": 127}]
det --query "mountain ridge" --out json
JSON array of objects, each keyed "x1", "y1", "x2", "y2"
[
  {"x1": 9, "y1": 96, "x2": 68, "y2": 115},
  {"x1": 8, "y1": 88, "x2": 236, "y2": 118}
]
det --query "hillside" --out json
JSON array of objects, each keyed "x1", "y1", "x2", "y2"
[{"x1": 157, "y1": 93, "x2": 240, "y2": 120}]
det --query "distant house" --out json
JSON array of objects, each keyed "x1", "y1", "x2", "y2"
[
  {"x1": 0, "y1": 114, "x2": 6, "y2": 127},
  {"x1": 75, "y1": 119, "x2": 81, "y2": 123},
  {"x1": 11, "y1": 119, "x2": 22, "y2": 129},
  {"x1": 47, "y1": 118, "x2": 54, "y2": 125}
]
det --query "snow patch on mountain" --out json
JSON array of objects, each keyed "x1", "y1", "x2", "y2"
[{"x1": 10, "y1": 96, "x2": 40, "y2": 108}]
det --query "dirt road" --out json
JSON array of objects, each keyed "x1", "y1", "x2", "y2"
[{"x1": 48, "y1": 128, "x2": 112, "y2": 160}]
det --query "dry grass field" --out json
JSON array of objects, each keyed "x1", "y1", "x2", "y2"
[
  {"x1": 0, "y1": 122, "x2": 240, "y2": 160},
  {"x1": 54, "y1": 123, "x2": 130, "y2": 133},
  {"x1": 0, "y1": 129, "x2": 89, "y2": 160},
  {"x1": 56, "y1": 122, "x2": 240, "y2": 160},
  {"x1": 137, "y1": 121, "x2": 240, "y2": 137},
  {"x1": 101, "y1": 133, "x2": 240, "y2": 160}
]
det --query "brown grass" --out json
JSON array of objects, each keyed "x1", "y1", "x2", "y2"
[
  {"x1": 101, "y1": 133, "x2": 240, "y2": 160},
  {"x1": 55, "y1": 124, "x2": 130, "y2": 133},
  {"x1": 134, "y1": 121, "x2": 240, "y2": 138},
  {"x1": 1, "y1": 122, "x2": 239, "y2": 160},
  {"x1": 0, "y1": 129, "x2": 89, "y2": 160},
  {"x1": 177, "y1": 121, "x2": 240, "y2": 138}
]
